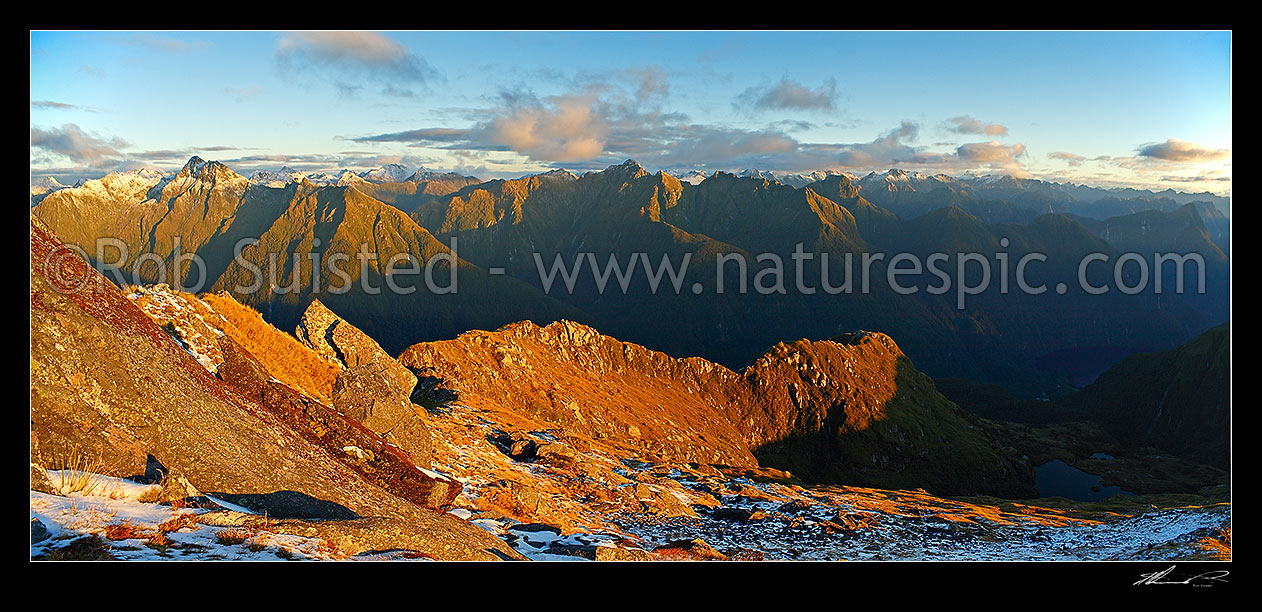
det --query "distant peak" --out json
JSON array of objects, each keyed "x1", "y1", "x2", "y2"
[
  {"x1": 360, "y1": 163, "x2": 411, "y2": 183},
  {"x1": 539, "y1": 168, "x2": 578, "y2": 181},
  {"x1": 605, "y1": 159, "x2": 648, "y2": 179},
  {"x1": 177, "y1": 156, "x2": 240, "y2": 182},
  {"x1": 180, "y1": 156, "x2": 207, "y2": 174}
]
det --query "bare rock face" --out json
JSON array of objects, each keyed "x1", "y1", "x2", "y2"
[
  {"x1": 294, "y1": 298, "x2": 344, "y2": 364},
  {"x1": 296, "y1": 299, "x2": 417, "y2": 394},
  {"x1": 332, "y1": 363, "x2": 434, "y2": 467},
  {"x1": 29, "y1": 216, "x2": 510, "y2": 560},
  {"x1": 216, "y1": 335, "x2": 272, "y2": 401},
  {"x1": 399, "y1": 320, "x2": 758, "y2": 468}
]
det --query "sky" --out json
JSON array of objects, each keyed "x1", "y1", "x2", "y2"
[{"x1": 30, "y1": 30, "x2": 1231, "y2": 194}]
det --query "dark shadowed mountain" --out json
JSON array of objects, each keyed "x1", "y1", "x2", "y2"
[{"x1": 1061, "y1": 323, "x2": 1230, "y2": 469}]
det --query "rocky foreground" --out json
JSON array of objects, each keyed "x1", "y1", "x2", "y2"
[{"x1": 30, "y1": 216, "x2": 1230, "y2": 561}]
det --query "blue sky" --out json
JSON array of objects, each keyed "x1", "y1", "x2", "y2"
[{"x1": 30, "y1": 30, "x2": 1231, "y2": 194}]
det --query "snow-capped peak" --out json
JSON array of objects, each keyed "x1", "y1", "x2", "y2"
[
  {"x1": 30, "y1": 176, "x2": 67, "y2": 196},
  {"x1": 674, "y1": 170, "x2": 710, "y2": 185},
  {"x1": 360, "y1": 164, "x2": 411, "y2": 184},
  {"x1": 249, "y1": 166, "x2": 306, "y2": 187}
]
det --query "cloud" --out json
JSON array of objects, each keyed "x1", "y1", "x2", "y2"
[
  {"x1": 30, "y1": 124, "x2": 130, "y2": 167},
  {"x1": 956, "y1": 141, "x2": 1029, "y2": 176},
  {"x1": 31, "y1": 100, "x2": 90, "y2": 112},
  {"x1": 945, "y1": 115, "x2": 1008, "y2": 137},
  {"x1": 956, "y1": 141, "x2": 1027, "y2": 164},
  {"x1": 835, "y1": 121, "x2": 923, "y2": 167},
  {"x1": 347, "y1": 79, "x2": 1033, "y2": 178},
  {"x1": 766, "y1": 119, "x2": 816, "y2": 133},
  {"x1": 737, "y1": 78, "x2": 838, "y2": 112},
  {"x1": 481, "y1": 94, "x2": 607, "y2": 162},
  {"x1": 662, "y1": 127, "x2": 797, "y2": 167},
  {"x1": 380, "y1": 84, "x2": 415, "y2": 98},
  {"x1": 626, "y1": 66, "x2": 669, "y2": 102},
  {"x1": 1048, "y1": 151, "x2": 1086, "y2": 165},
  {"x1": 351, "y1": 128, "x2": 472, "y2": 144},
  {"x1": 275, "y1": 31, "x2": 438, "y2": 90},
  {"x1": 1136, "y1": 139, "x2": 1230, "y2": 163}
]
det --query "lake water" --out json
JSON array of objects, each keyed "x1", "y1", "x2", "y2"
[{"x1": 1033, "y1": 459, "x2": 1134, "y2": 501}]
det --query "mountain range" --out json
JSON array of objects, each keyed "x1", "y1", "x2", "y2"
[{"x1": 32, "y1": 156, "x2": 1230, "y2": 398}]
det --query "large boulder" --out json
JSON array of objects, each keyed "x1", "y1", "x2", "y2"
[
  {"x1": 332, "y1": 363, "x2": 433, "y2": 466},
  {"x1": 296, "y1": 299, "x2": 417, "y2": 394}
]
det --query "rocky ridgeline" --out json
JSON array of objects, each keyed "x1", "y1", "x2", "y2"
[{"x1": 399, "y1": 320, "x2": 1032, "y2": 497}]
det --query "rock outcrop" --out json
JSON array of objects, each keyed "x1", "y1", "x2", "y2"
[
  {"x1": 332, "y1": 363, "x2": 434, "y2": 465},
  {"x1": 399, "y1": 320, "x2": 1034, "y2": 497},
  {"x1": 296, "y1": 299, "x2": 434, "y2": 464},
  {"x1": 297, "y1": 299, "x2": 418, "y2": 394},
  {"x1": 216, "y1": 335, "x2": 453, "y2": 507}
]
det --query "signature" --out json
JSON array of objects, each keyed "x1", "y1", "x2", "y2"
[{"x1": 1135, "y1": 565, "x2": 1229, "y2": 586}]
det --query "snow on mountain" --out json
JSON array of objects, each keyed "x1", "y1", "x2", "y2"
[
  {"x1": 735, "y1": 168, "x2": 847, "y2": 188},
  {"x1": 30, "y1": 176, "x2": 68, "y2": 198},
  {"x1": 65, "y1": 168, "x2": 169, "y2": 203},
  {"x1": 538, "y1": 168, "x2": 578, "y2": 181},
  {"x1": 248, "y1": 166, "x2": 306, "y2": 188},
  {"x1": 335, "y1": 169, "x2": 367, "y2": 186},
  {"x1": 859, "y1": 169, "x2": 965, "y2": 193},
  {"x1": 674, "y1": 170, "x2": 710, "y2": 185},
  {"x1": 360, "y1": 163, "x2": 411, "y2": 184}
]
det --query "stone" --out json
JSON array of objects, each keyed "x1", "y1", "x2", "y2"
[
  {"x1": 595, "y1": 545, "x2": 654, "y2": 561},
  {"x1": 652, "y1": 538, "x2": 729, "y2": 561},
  {"x1": 31, "y1": 463, "x2": 57, "y2": 495},
  {"x1": 31, "y1": 518, "x2": 50, "y2": 544},
  {"x1": 296, "y1": 299, "x2": 417, "y2": 394},
  {"x1": 333, "y1": 363, "x2": 433, "y2": 465},
  {"x1": 215, "y1": 335, "x2": 272, "y2": 401}
]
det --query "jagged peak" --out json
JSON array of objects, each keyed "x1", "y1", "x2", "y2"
[
  {"x1": 537, "y1": 168, "x2": 578, "y2": 181},
  {"x1": 604, "y1": 159, "x2": 648, "y2": 179},
  {"x1": 176, "y1": 156, "x2": 242, "y2": 182}
]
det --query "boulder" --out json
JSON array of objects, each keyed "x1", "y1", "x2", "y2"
[
  {"x1": 31, "y1": 518, "x2": 50, "y2": 544},
  {"x1": 333, "y1": 363, "x2": 433, "y2": 466},
  {"x1": 30, "y1": 463, "x2": 56, "y2": 495},
  {"x1": 215, "y1": 335, "x2": 272, "y2": 401},
  {"x1": 595, "y1": 545, "x2": 654, "y2": 561},
  {"x1": 196, "y1": 510, "x2": 525, "y2": 560},
  {"x1": 296, "y1": 299, "x2": 417, "y2": 394},
  {"x1": 651, "y1": 538, "x2": 729, "y2": 561}
]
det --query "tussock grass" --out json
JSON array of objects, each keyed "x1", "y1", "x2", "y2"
[
  {"x1": 102, "y1": 523, "x2": 148, "y2": 541},
  {"x1": 49, "y1": 453, "x2": 106, "y2": 496},
  {"x1": 201, "y1": 292, "x2": 341, "y2": 399},
  {"x1": 214, "y1": 529, "x2": 251, "y2": 546}
]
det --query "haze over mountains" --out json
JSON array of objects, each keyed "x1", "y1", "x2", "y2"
[{"x1": 32, "y1": 155, "x2": 1230, "y2": 398}]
